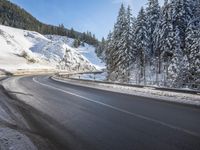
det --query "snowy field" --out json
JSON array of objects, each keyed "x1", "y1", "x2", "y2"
[{"x1": 0, "y1": 25, "x2": 103, "y2": 73}]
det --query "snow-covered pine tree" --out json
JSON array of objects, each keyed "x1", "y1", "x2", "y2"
[
  {"x1": 145, "y1": 0, "x2": 161, "y2": 84},
  {"x1": 108, "y1": 4, "x2": 134, "y2": 82},
  {"x1": 109, "y1": 4, "x2": 126, "y2": 81},
  {"x1": 103, "y1": 0, "x2": 199, "y2": 89},
  {"x1": 105, "y1": 31, "x2": 114, "y2": 74},
  {"x1": 105, "y1": 31, "x2": 122, "y2": 81},
  {"x1": 190, "y1": 0, "x2": 200, "y2": 17},
  {"x1": 95, "y1": 37, "x2": 106, "y2": 61},
  {"x1": 131, "y1": 16, "x2": 137, "y2": 62},
  {"x1": 168, "y1": 27, "x2": 190, "y2": 87},
  {"x1": 146, "y1": 0, "x2": 160, "y2": 58},
  {"x1": 100, "y1": 37, "x2": 106, "y2": 60},
  {"x1": 185, "y1": 1, "x2": 200, "y2": 88},
  {"x1": 120, "y1": 5, "x2": 135, "y2": 82},
  {"x1": 185, "y1": 11, "x2": 200, "y2": 63},
  {"x1": 130, "y1": 15, "x2": 138, "y2": 82},
  {"x1": 168, "y1": 27, "x2": 182, "y2": 85},
  {"x1": 189, "y1": 29, "x2": 200, "y2": 88},
  {"x1": 134, "y1": 7, "x2": 148, "y2": 84},
  {"x1": 72, "y1": 38, "x2": 81, "y2": 48},
  {"x1": 153, "y1": 0, "x2": 174, "y2": 83},
  {"x1": 172, "y1": 0, "x2": 193, "y2": 53}
]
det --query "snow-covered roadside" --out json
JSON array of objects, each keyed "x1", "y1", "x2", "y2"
[
  {"x1": 0, "y1": 82, "x2": 55, "y2": 150},
  {"x1": 52, "y1": 76, "x2": 200, "y2": 107},
  {"x1": 0, "y1": 127, "x2": 37, "y2": 150},
  {"x1": 0, "y1": 86, "x2": 36, "y2": 150}
]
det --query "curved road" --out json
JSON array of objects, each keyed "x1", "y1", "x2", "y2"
[{"x1": 5, "y1": 75, "x2": 200, "y2": 150}]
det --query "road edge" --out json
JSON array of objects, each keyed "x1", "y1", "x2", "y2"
[
  {"x1": 0, "y1": 76, "x2": 58, "y2": 150},
  {"x1": 51, "y1": 75, "x2": 200, "y2": 108}
]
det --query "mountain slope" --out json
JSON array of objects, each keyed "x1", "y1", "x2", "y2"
[
  {"x1": 0, "y1": 25, "x2": 96, "y2": 72},
  {"x1": 0, "y1": 0, "x2": 98, "y2": 46},
  {"x1": 46, "y1": 35, "x2": 105, "y2": 70}
]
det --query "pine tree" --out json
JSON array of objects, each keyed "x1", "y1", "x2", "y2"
[
  {"x1": 168, "y1": 27, "x2": 190, "y2": 87},
  {"x1": 168, "y1": 28, "x2": 181, "y2": 84},
  {"x1": 112, "y1": 4, "x2": 126, "y2": 67},
  {"x1": 73, "y1": 38, "x2": 81, "y2": 48},
  {"x1": 172, "y1": 0, "x2": 193, "y2": 52},
  {"x1": 95, "y1": 37, "x2": 106, "y2": 60},
  {"x1": 134, "y1": 7, "x2": 148, "y2": 83},
  {"x1": 185, "y1": 0, "x2": 200, "y2": 87},
  {"x1": 189, "y1": 29, "x2": 200, "y2": 87},
  {"x1": 120, "y1": 5, "x2": 134, "y2": 81},
  {"x1": 153, "y1": 0, "x2": 174, "y2": 81},
  {"x1": 110, "y1": 4, "x2": 131, "y2": 82},
  {"x1": 105, "y1": 31, "x2": 114, "y2": 80},
  {"x1": 104, "y1": 1, "x2": 199, "y2": 89},
  {"x1": 146, "y1": 0, "x2": 160, "y2": 57},
  {"x1": 194, "y1": 0, "x2": 200, "y2": 17},
  {"x1": 185, "y1": 3, "x2": 200, "y2": 87}
]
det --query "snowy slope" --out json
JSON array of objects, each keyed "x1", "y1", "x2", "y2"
[
  {"x1": 46, "y1": 35, "x2": 105, "y2": 70},
  {"x1": 0, "y1": 25, "x2": 97, "y2": 72}
]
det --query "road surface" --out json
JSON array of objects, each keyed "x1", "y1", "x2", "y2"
[{"x1": 4, "y1": 75, "x2": 200, "y2": 150}]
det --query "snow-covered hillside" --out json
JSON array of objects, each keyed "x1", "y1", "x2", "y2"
[
  {"x1": 46, "y1": 35, "x2": 105, "y2": 70},
  {"x1": 0, "y1": 25, "x2": 101, "y2": 73}
]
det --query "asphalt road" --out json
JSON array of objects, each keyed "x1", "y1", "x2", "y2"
[{"x1": 6, "y1": 75, "x2": 200, "y2": 150}]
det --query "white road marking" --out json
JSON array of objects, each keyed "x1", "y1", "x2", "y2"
[{"x1": 33, "y1": 77, "x2": 200, "y2": 138}]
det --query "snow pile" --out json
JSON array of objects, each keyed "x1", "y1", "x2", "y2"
[{"x1": 0, "y1": 25, "x2": 97, "y2": 72}]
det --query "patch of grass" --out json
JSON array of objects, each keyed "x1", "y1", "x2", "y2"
[
  {"x1": 28, "y1": 58, "x2": 36, "y2": 63},
  {"x1": 20, "y1": 51, "x2": 37, "y2": 63},
  {"x1": 20, "y1": 51, "x2": 28, "y2": 59}
]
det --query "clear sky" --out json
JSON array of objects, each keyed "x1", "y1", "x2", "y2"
[{"x1": 10, "y1": 0, "x2": 164, "y2": 39}]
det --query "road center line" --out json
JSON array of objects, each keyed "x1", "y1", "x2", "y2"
[{"x1": 33, "y1": 77, "x2": 200, "y2": 138}]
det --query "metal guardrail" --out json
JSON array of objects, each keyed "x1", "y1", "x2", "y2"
[
  {"x1": 68, "y1": 77, "x2": 145, "y2": 88},
  {"x1": 153, "y1": 87, "x2": 200, "y2": 95},
  {"x1": 56, "y1": 73, "x2": 200, "y2": 95}
]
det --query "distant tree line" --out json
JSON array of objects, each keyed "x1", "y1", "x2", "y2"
[
  {"x1": 96, "y1": 0, "x2": 200, "y2": 89},
  {"x1": 0, "y1": 0, "x2": 98, "y2": 46}
]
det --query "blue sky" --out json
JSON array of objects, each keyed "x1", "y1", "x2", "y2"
[{"x1": 10, "y1": 0, "x2": 164, "y2": 39}]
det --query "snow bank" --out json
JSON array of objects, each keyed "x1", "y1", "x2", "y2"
[{"x1": 0, "y1": 25, "x2": 98, "y2": 73}]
